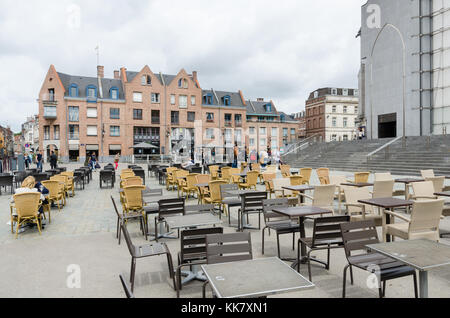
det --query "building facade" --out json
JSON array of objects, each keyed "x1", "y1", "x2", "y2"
[
  {"x1": 38, "y1": 65, "x2": 300, "y2": 163},
  {"x1": 292, "y1": 111, "x2": 306, "y2": 139},
  {"x1": 305, "y1": 88, "x2": 359, "y2": 142},
  {"x1": 21, "y1": 115, "x2": 39, "y2": 154},
  {"x1": 359, "y1": 0, "x2": 435, "y2": 139}
]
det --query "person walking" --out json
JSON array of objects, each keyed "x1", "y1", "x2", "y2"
[
  {"x1": 91, "y1": 152, "x2": 98, "y2": 172},
  {"x1": 114, "y1": 153, "x2": 120, "y2": 170},
  {"x1": 24, "y1": 153, "x2": 29, "y2": 169}
]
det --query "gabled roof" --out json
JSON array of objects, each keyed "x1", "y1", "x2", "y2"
[
  {"x1": 126, "y1": 70, "x2": 195, "y2": 87},
  {"x1": 202, "y1": 89, "x2": 245, "y2": 107}
]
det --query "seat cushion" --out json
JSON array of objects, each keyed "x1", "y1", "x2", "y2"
[{"x1": 385, "y1": 222, "x2": 409, "y2": 239}]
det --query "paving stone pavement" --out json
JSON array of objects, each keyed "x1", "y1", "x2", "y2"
[{"x1": 0, "y1": 163, "x2": 449, "y2": 298}]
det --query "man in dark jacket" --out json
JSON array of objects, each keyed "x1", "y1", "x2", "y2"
[{"x1": 50, "y1": 151, "x2": 57, "y2": 169}]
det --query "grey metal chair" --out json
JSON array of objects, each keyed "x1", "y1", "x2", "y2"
[
  {"x1": 238, "y1": 191, "x2": 268, "y2": 231},
  {"x1": 220, "y1": 184, "x2": 241, "y2": 225},
  {"x1": 111, "y1": 196, "x2": 145, "y2": 245},
  {"x1": 155, "y1": 198, "x2": 185, "y2": 242},
  {"x1": 119, "y1": 274, "x2": 135, "y2": 298}
]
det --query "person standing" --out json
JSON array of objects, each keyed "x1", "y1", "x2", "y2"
[
  {"x1": 232, "y1": 143, "x2": 238, "y2": 168},
  {"x1": 49, "y1": 151, "x2": 57, "y2": 169},
  {"x1": 114, "y1": 153, "x2": 120, "y2": 170},
  {"x1": 36, "y1": 151, "x2": 43, "y2": 172},
  {"x1": 91, "y1": 152, "x2": 98, "y2": 172},
  {"x1": 24, "y1": 153, "x2": 29, "y2": 169}
]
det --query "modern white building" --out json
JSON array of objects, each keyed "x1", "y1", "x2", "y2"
[{"x1": 21, "y1": 115, "x2": 39, "y2": 153}]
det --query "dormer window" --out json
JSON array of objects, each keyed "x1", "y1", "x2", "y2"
[
  {"x1": 343, "y1": 89, "x2": 348, "y2": 96},
  {"x1": 203, "y1": 94, "x2": 213, "y2": 105},
  {"x1": 178, "y1": 78, "x2": 188, "y2": 88},
  {"x1": 313, "y1": 91, "x2": 319, "y2": 99},
  {"x1": 86, "y1": 85, "x2": 97, "y2": 99},
  {"x1": 69, "y1": 84, "x2": 79, "y2": 97},
  {"x1": 222, "y1": 95, "x2": 231, "y2": 106},
  {"x1": 354, "y1": 89, "x2": 359, "y2": 97},
  {"x1": 141, "y1": 75, "x2": 151, "y2": 85},
  {"x1": 331, "y1": 88, "x2": 338, "y2": 95},
  {"x1": 265, "y1": 103, "x2": 272, "y2": 112},
  {"x1": 110, "y1": 87, "x2": 119, "y2": 100}
]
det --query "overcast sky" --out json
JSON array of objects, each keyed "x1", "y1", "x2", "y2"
[{"x1": 0, "y1": 0, "x2": 364, "y2": 132}]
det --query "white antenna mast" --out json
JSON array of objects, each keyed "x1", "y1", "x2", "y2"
[{"x1": 95, "y1": 44, "x2": 100, "y2": 65}]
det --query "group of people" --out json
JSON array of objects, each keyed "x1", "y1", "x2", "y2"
[
  {"x1": 84, "y1": 152, "x2": 120, "y2": 171},
  {"x1": 23, "y1": 150, "x2": 45, "y2": 172}
]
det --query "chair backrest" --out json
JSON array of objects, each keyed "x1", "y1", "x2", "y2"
[
  {"x1": 340, "y1": 220, "x2": 379, "y2": 258},
  {"x1": 42, "y1": 180, "x2": 60, "y2": 197},
  {"x1": 220, "y1": 183, "x2": 238, "y2": 199},
  {"x1": 186, "y1": 174, "x2": 199, "y2": 187},
  {"x1": 354, "y1": 172, "x2": 370, "y2": 183},
  {"x1": 289, "y1": 175, "x2": 304, "y2": 186},
  {"x1": 311, "y1": 216, "x2": 350, "y2": 246},
  {"x1": 266, "y1": 165, "x2": 278, "y2": 173},
  {"x1": 300, "y1": 168, "x2": 312, "y2": 183},
  {"x1": 262, "y1": 173, "x2": 276, "y2": 182},
  {"x1": 312, "y1": 185, "x2": 336, "y2": 207},
  {"x1": 372, "y1": 180, "x2": 394, "y2": 198},
  {"x1": 14, "y1": 192, "x2": 41, "y2": 218},
  {"x1": 229, "y1": 168, "x2": 241, "y2": 183},
  {"x1": 209, "y1": 180, "x2": 227, "y2": 201},
  {"x1": 317, "y1": 168, "x2": 330, "y2": 185},
  {"x1": 119, "y1": 274, "x2": 135, "y2": 298},
  {"x1": 329, "y1": 175, "x2": 347, "y2": 186},
  {"x1": 273, "y1": 178, "x2": 293, "y2": 197},
  {"x1": 412, "y1": 181, "x2": 435, "y2": 199},
  {"x1": 61, "y1": 171, "x2": 74, "y2": 178},
  {"x1": 262, "y1": 198, "x2": 289, "y2": 221},
  {"x1": 425, "y1": 176, "x2": 445, "y2": 193},
  {"x1": 209, "y1": 165, "x2": 219, "y2": 178},
  {"x1": 280, "y1": 165, "x2": 291, "y2": 177},
  {"x1": 421, "y1": 169, "x2": 435, "y2": 179},
  {"x1": 185, "y1": 204, "x2": 215, "y2": 214},
  {"x1": 241, "y1": 191, "x2": 267, "y2": 213},
  {"x1": 206, "y1": 232, "x2": 253, "y2": 264},
  {"x1": 343, "y1": 186, "x2": 373, "y2": 215},
  {"x1": 246, "y1": 171, "x2": 259, "y2": 186},
  {"x1": 121, "y1": 169, "x2": 133, "y2": 175},
  {"x1": 120, "y1": 224, "x2": 137, "y2": 257},
  {"x1": 110, "y1": 195, "x2": 122, "y2": 218},
  {"x1": 251, "y1": 163, "x2": 261, "y2": 172},
  {"x1": 158, "y1": 198, "x2": 185, "y2": 217},
  {"x1": 374, "y1": 172, "x2": 393, "y2": 182},
  {"x1": 180, "y1": 227, "x2": 224, "y2": 262},
  {"x1": 122, "y1": 177, "x2": 143, "y2": 187},
  {"x1": 123, "y1": 185, "x2": 146, "y2": 210},
  {"x1": 221, "y1": 167, "x2": 232, "y2": 181},
  {"x1": 409, "y1": 199, "x2": 444, "y2": 236},
  {"x1": 196, "y1": 174, "x2": 211, "y2": 184}
]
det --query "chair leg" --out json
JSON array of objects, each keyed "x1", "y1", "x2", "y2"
[
  {"x1": 413, "y1": 272, "x2": 418, "y2": 298},
  {"x1": 307, "y1": 249, "x2": 313, "y2": 282},
  {"x1": 297, "y1": 239, "x2": 301, "y2": 272},
  {"x1": 349, "y1": 265, "x2": 354, "y2": 285},
  {"x1": 292, "y1": 232, "x2": 295, "y2": 251},
  {"x1": 202, "y1": 281, "x2": 209, "y2": 298},
  {"x1": 342, "y1": 264, "x2": 349, "y2": 298},
  {"x1": 276, "y1": 233, "x2": 281, "y2": 258},
  {"x1": 155, "y1": 218, "x2": 158, "y2": 242},
  {"x1": 382, "y1": 280, "x2": 386, "y2": 297},
  {"x1": 165, "y1": 252, "x2": 176, "y2": 290},
  {"x1": 326, "y1": 245, "x2": 331, "y2": 270},
  {"x1": 130, "y1": 258, "x2": 136, "y2": 292},
  {"x1": 262, "y1": 227, "x2": 266, "y2": 255}
]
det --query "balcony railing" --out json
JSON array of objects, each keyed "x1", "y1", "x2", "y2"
[
  {"x1": 224, "y1": 121, "x2": 232, "y2": 127},
  {"x1": 69, "y1": 134, "x2": 79, "y2": 140},
  {"x1": 235, "y1": 121, "x2": 242, "y2": 127},
  {"x1": 151, "y1": 117, "x2": 160, "y2": 124},
  {"x1": 43, "y1": 106, "x2": 57, "y2": 119}
]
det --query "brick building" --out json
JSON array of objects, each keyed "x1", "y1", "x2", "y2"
[
  {"x1": 305, "y1": 88, "x2": 359, "y2": 142},
  {"x1": 38, "y1": 65, "x2": 300, "y2": 162}
]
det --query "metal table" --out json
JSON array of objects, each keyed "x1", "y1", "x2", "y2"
[
  {"x1": 340, "y1": 182, "x2": 374, "y2": 188},
  {"x1": 165, "y1": 213, "x2": 222, "y2": 285},
  {"x1": 272, "y1": 206, "x2": 332, "y2": 268},
  {"x1": 367, "y1": 239, "x2": 450, "y2": 298},
  {"x1": 282, "y1": 185, "x2": 315, "y2": 204},
  {"x1": 358, "y1": 197, "x2": 414, "y2": 242},
  {"x1": 201, "y1": 257, "x2": 314, "y2": 298}
]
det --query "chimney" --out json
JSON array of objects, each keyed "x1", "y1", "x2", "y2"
[
  {"x1": 192, "y1": 71, "x2": 198, "y2": 82},
  {"x1": 114, "y1": 70, "x2": 120, "y2": 79},
  {"x1": 257, "y1": 98, "x2": 264, "y2": 102},
  {"x1": 97, "y1": 65, "x2": 104, "y2": 78}
]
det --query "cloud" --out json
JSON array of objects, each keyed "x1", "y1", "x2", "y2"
[{"x1": 0, "y1": 0, "x2": 363, "y2": 131}]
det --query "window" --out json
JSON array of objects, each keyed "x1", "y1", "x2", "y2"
[
  {"x1": 332, "y1": 105, "x2": 337, "y2": 113},
  {"x1": 260, "y1": 138, "x2": 266, "y2": 147},
  {"x1": 87, "y1": 125, "x2": 97, "y2": 136},
  {"x1": 44, "y1": 106, "x2": 56, "y2": 118},
  {"x1": 235, "y1": 114, "x2": 242, "y2": 126},
  {"x1": 331, "y1": 88, "x2": 337, "y2": 95},
  {"x1": 179, "y1": 95, "x2": 188, "y2": 108},
  {"x1": 141, "y1": 75, "x2": 151, "y2": 85},
  {"x1": 343, "y1": 117, "x2": 348, "y2": 127},
  {"x1": 151, "y1": 93, "x2": 160, "y2": 103},
  {"x1": 272, "y1": 128, "x2": 278, "y2": 136},
  {"x1": 171, "y1": 111, "x2": 179, "y2": 125},
  {"x1": 133, "y1": 109, "x2": 143, "y2": 120},
  {"x1": 187, "y1": 112, "x2": 195, "y2": 122},
  {"x1": 343, "y1": 106, "x2": 348, "y2": 114},
  {"x1": 249, "y1": 127, "x2": 255, "y2": 135},
  {"x1": 259, "y1": 127, "x2": 266, "y2": 135},
  {"x1": 225, "y1": 114, "x2": 232, "y2": 126},
  {"x1": 206, "y1": 128, "x2": 214, "y2": 139},
  {"x1": 235, "y1": 129, "x2": 242, "y2": 143},
  {"x1": 249, "y1": 138, "x2": 255, "y2": 146},
  {"x1": 265, "y1": 103, "x2": 272, "y2": 112},
  {"x1": 313, "y1": 91, "x2": 319, "y2": 98},
  {"x1": 343, "y1": 135, "x2": 348, "y2": 141},
  {"x1": 68, "y1": 125, "x2": 79, "y2": 140},
  {"x1": 332, "y1": 117, "x2": 337, "y2": 127},
  {"x1": 44, "y1": 126, "x2": 50, "y2": 140},
  {"x1": 69, "y1": 84, "x2": 78, "y2": 97},
  {"x1": 222, "y1": 96, "x2": 231, "y2": 106},
  {"x1": 170, "y1": 94, "x2": 176, "y2": 105},
  {"x1": 291, "y1": 128, "x2": 296, "y2": 135},
  {"x1": 191, "y1": 96, "x2": 196, "y2": 106},
  {"x1": 110, "y1": 126, "x2": 120, "y2": 137},
  {"x1": 354, "y1": 89, "x2": 359, "y2": 97},
  {"x1": 151, "y1": 110, "x2": 160, "y2": 124},
  {"x1": 68, "y1": 106, "x2": 79, "y2": 122},
  {"x1": 343, "y1": 89, "x2": 348, "y2": 96},
  {"x1": 355, "y1": 107, "x2": 359, "y2": 114},
  {"x1": 203, "y1": 94, "x2": 213, "y2": 105},
  {"x1": 331, "y1": 134, "x2": 337, "y2": 141},
  {"x1": 110, "y1": 108, "x2": 120, "y2": 119},
  {"x1": 178, "y1": 78, "x2": 188, "y2": 88},
  {"x1": 110, "y1": 88, "x2": 119, "y2": 100},
  {"x1": 133, "y1": 92, "x2": 142, "y2": 102},
  {"x1": 206, "y1": 113, "x2": 214, "y2": 122},
  {"x1": 225, "y1": 129, "x2": 232, "y2": 142},
  {"x1": 48, "y1": 89, "x2": 55, "y2": 101},
  {"x1": 87, "y1": 86, "x2": 97, "y2": 99},
  {"x1": 87, "y1": 108, "x2": 97, "y2": 118},
  {"x1": 283, "y1": 128, "x2": 288, "y2": 137}
]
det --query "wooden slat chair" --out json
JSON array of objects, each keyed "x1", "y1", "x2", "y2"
[
  {"x1": 239, "y1": 191, "x2": 267, "y2": 230},
  {"x1": 384, "y1": 199, "x2": 444, "y2": 242},
  {"x1": 42, "y1": 180, "x2": 64, "y2": 212},
  {"x1": 298, "y1": 215, "x2": 350, "y2": 281},
  {"x1": 238, "y1": 171, "x2": 259, "y2": 190},
  {"x1": 261, "y1": 198, "x2": 299, "y2": 258},
  {"x1": 317, "y1": 168, "x2": 330, "y2": 185},
  {"x1": 300, "y1": 168, "x2": 312, "y2": 185},
  {"x1": 202, "y1": 232, "x2": 253, "y2": 298},
  {"x1": 340, "y1": 220, "x2": 418, "y2": 298},
  {"x1": 111, "y1": 195, "x2": 145, "y2": 245},
  {"x1": 176, "y1": 227, "x2": 224, "y2": 298},
  {"x1": 155, "y1": 198, "x2": 185, "y2": 242},
  {"x1": 11, "y1": 192, "x2": 42, "y2": 239},
  {"x1": 121, "y1": 223, "x2": 175, "y2": 292}
]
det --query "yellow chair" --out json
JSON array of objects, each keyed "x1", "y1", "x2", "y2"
[
  {"x1": 196, "y1": 174, "x2": 211, "y2": 204},
  {"x1": 221, "y1": 167, "x2": 232, "y2": 183},
  {"x1": 182, "y1": 174, "x2": 199, "y2": 198},
  {"x1": 239, "y1": 171, "x2": 259, "y2": 190},
  {"x1": 263, "y1": 173, "x2": 276, "y2": 198},
  {"x1": 11, "y1": 192, "x2": 42, "y2": 238},
  {"x1": 50, "y1": 175, "x2": 68, "y2": 206},
  {"x1": 175, "y1": 170, "x2": 189, "y2": 198},
  {"x1": 61, "y1": 171, "x2": 75, "y2": 197},
  {"x1": 317, "y1": 168, "x2": 330, "y2": 185},
  {"x1": 209, "y1": 166, "x2": 220, "y2": 180},
  {"x1": 280, "y1": 165, "x2": 291, "y2": 178},
  {"x1": 354, "y1": 172, "x2": 370, "y2": 184},
  {"x1": 165, "y1": 167, "x2": 178, "y2": 191},
  {"x1": 123, "y1": 185, "x2": 146, "y2": 214},
  {"x1": 203, "y1": 180, "x2": 227, "y2": 217},
  {"x1": 42, "y1": 180, "x2": 63, "y2": 212},
  {"x1": 300, "y1": 168, "x2": 312, "y2": 185},
  {"x1": 230, "y1": 168, "x2": 241, "y2": 184}
]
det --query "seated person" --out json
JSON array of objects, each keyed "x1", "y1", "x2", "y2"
[{"x1": 181, "y1": 159, "x2": 195, "y2": 170}]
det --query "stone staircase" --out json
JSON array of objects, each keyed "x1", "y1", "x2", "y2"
[{"x1": 285, "y1": 135, "x2": 450, "y2": 176}]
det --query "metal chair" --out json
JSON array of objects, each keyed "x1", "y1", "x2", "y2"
[
  {"x1": 155, "y1": 198, "x2": 185, "y2": 242},
  {"x1": 238, "y1": 191, "x2": 268, "y2": 231},
  {"x1": 111, "y1": 196, "x2": 145, "y2": 245},
  {"x1": 119, "y1": 274, "x2": 135, "y2": 298},
  {"x1": 220, "y1": 184, "x2": 241, "y2": 225}
]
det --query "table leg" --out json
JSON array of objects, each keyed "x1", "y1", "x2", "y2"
[
  {"x1": 181, "y1": 265, "x2": 207, "y2": 285},
  {"x1": 290, "y1": 217, "x2": 307, "y2": 269},
  {"x1": 385, "y1": 210, "x2": 391, "y2": 243},
  {"x1": 419, "y1": 271, "x2": 428, "y2": 298}
]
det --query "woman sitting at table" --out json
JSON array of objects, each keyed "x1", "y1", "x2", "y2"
[{"x1": 11, "y1": 176, "x2": 49, "y2": 228}]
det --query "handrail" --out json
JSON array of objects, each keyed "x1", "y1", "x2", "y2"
[
  {"x1": 366, "y1": 136, "x2": 402, "y2": 158},
  {"x1": 281, "y1": 134, "x2": 322, "y2": 157}
]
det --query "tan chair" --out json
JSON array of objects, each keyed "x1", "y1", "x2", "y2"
[
  {"x1": 425, "y1": 176, "x2": 445, "y2": 193},
  {"x1": 329, "y1": 175, "x2": 349, "y2": 214},
  {"x1": 374, "y1": 172, "x2": 405, "y2": 197},
  {"x1": 280, "y1": 165, "x2": 291, "y2": 178},
  {"x1": 238, "y1": 171, "x2": 259, "y2": 190},
  {"x1": 353, "y1": 172, "x2": 370, "y2": 184},
  {"x1": 221, "y1": 167, "x2": 232, "y2": 183},
  {"x1": 411, "y1": 181, "x2": 438, "y2": 201},
  {"x1": 61, "y1": 171, "x2": 75, "y2": 197},
  {"x1": 263, "y1": 173, "x2": 276, "y2": 198},
  {"x1": 209, "y1": 166, "x2": 220, "y2": 180},
  {"x1": 11, "y1": 192, "x2": 42, "y2": 238},
  {"x1": 343, "y1": 187, "x2": 381, "y2": 226},
  {"x1": 372, "y1": 180, "x2": 394, "y2": 198},
  {"x1": 251, "y1": 163, "x2": 262, "y2": 183},
  {"x1": 50, "y1": 175, "x2": 68, "y2": 206},
  {"x1": 421, "y1": 169, "x2": 435, "y2": 179},
  {"x1": 175, "y1": 170, "x2": 189, "y2": 198},
  {"x1": 384, "y1": 199, "x2": 444, "y2": 242},
  {"x1": 230, "y1": 168, "x2": 241, "y2": 184},
  {"x1": 196, "y1": 174, "x2": 211, "y2": 204},
  {"x1": 299, "y1": 185, "x2": 336, "y2": 215},
  {"x1": 182, "y1": 174, "x2": 199, "y2": 198},
  {"x1": 203, "y1": 180, "x2": 227, "y2": 216},
  {"x1": 122, "y1": 176, "x2": 143, "y2": 188},
  {"x1": 165, "y1": 167, "x2": 178, "y2": 191},
  {"x1": 317, "y1": 168, "x2": 330, "y2": 185},
  {"x1": 42, "y1": 180, "x2": 63, "y2": 212},
  {"x1": 289, "y1": 175, "x2": 304, "y2": 197},
  {"x1": 265, "y1": 165, "x2": 278, "y2": 174},
  {"x1": 123, "y1": 185, "x2": 146, "y2": 215},
  {"x1": 273, "y1": 178, "x2": 297, "y2": 205},
  {"x1": 299, "y1": 168, "x2": 312, "y2": 185}
]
